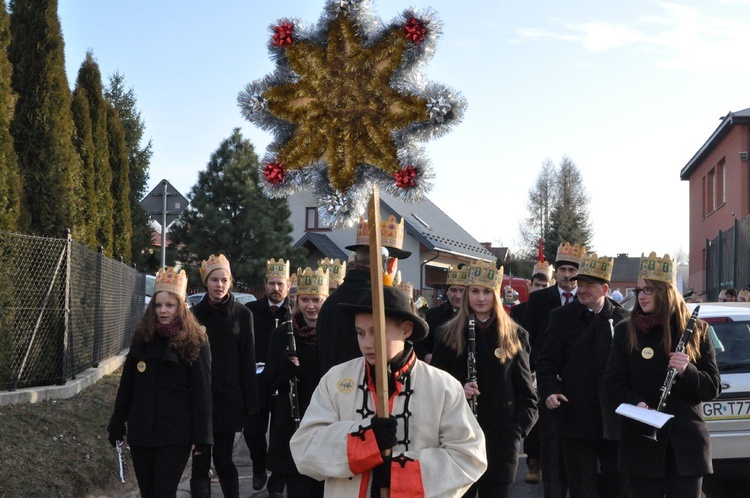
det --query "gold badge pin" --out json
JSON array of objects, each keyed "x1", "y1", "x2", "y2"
[
  {"x1": 337, "y1": 378, "x2": 354, "y2": 393},
  {"x1": 641, "y1": 347, "x2": 654, "y2": 360},
  {"x1": 494, "y1": 348, "x2": 502, "y2": 359},
  {"x1": 137, "y1": 361, "x2": 147, "y2": 373}
]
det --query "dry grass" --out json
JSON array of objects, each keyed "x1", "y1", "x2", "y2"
[{"x1": 0, "y1": 371, "x2": 139, "y2": 498}]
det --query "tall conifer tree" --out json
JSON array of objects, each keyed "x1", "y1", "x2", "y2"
[
  {"x1": 0, "y1": 0, "x2": 21, "y2": 231},
  {"x1": 71, "y1": 86, "x2": 98, "y2": 247},
  {"x1": 8, "y1": 0, "x2": 81, "y2": 236},
  {"x1": 74, "y1": 51, "x2": 113, "y2": 253},
  {"x1": 106, "y1": 102, "x2": 132, "y2": 262}
]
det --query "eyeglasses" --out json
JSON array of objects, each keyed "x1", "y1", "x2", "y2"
[{"x1": 634, "y1": 286, "x2": 654, "y2": 296}]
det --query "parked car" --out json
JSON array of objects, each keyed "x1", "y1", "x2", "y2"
[
  {"x1": 144, "y1": 274, "x2": 156, "y2": 311},
  {"x1": 186, "y1": 292, "x2": 257, "y2": 308},
  {"x1": 691, "y1": 302, "x2": 750, "y2": 479}
]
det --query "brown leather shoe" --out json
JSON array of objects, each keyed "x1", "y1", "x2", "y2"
[{"x1": 525, "y1": 459, "x2": 540, "y2": 484}]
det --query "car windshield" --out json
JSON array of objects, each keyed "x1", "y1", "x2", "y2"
[
  {"x1": 145, "y1": 276, "x2": 155, "y2": 298},
  {"x1": 710, "y1": 320, "x2": 750, "y2": 372}
]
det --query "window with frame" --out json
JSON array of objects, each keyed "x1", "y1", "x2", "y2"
[{"x1": 305, "y1": 207, "x2": 332, "y2": 231}]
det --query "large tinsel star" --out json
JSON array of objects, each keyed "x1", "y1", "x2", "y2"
[{"x1": 239, "y1": 1, "x2": 466, "y2": 226}]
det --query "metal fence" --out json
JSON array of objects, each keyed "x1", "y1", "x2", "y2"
[
  {"x1": 0, "y1": 229, "x2": 145, "y2": 391},
  {"x1": 705, "y1": 215, "x2": 750, "y2": 300}
]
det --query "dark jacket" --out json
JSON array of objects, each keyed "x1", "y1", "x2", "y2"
[
  {"x1": 316, "y1": 268, "x2": 371, "y2": 376},
  {"x1": 431, "y1": 320, "x2": 538, "y2": 483},
  {"x1": 536, "y1": 298, "x2": 629, "y2": 440},
  {"x1": 603, "y1": 317, "x2": 721, "y2": 477},
  {"x1": 416, "y1": 301, "x2": 456, "y2": 360},
  {"x1": 246, "y1": 296, "x2": 291, "y2": 410},
  {"x1": 265, "y1": 313, "x2": 320, "y2": 474},
  {"x1": 521, "y1": 284, "x2": 570, "y2": 367},
  {"x1": 108, "y1": 336, "x2": 213, "y2": 447},
  {"x1": 193, "y1": 293, "x2": 258, "y2": 432},
  {"x1": 509, "y1": 300, "x2": 527, "y2": 324}
]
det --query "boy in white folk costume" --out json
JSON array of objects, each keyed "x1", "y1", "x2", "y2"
[{"x1": 290, "y1": 286, "x2": 487, "y2": 497}]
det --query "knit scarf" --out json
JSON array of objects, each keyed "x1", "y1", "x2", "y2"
[
  {"x1": 474, "y1": 311, "x2": 497, "y2": 332},
  {"x1": 634, "y1": 311, "x2": 662, "y2": 333},
  {"x1": 156, "y1": 320, "x2": 182, "y2": 338},
  {"x1": 208, "y1": 293, "x2": 233, "y2": 315}
]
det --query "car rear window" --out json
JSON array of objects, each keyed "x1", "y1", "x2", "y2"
[{"x1": 709, "y1": 320, "x2": 750, "y2": 372}]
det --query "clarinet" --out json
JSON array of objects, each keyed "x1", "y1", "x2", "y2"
[
  {"x1": 646, "y1": 305, "x2": 700, "y2": 440},
  {"x1": 467, "y1": 314, "x2": 478, "y2": 418},
  {"x1": 287, "y1": 304, "x2": 301, "y2": 428}
]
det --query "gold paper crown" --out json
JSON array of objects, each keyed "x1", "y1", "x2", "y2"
[
  {"x1": 532, "y1": 260, "x2": 553, "y2": 280},
  {"x1": 154, "y1": 267, "x2": 188, "y2": 300},
  {"x1": 266, "y1": 258, "x2": 290, "y2": 279},
  {"x1": 353, "y1": 215, "x2": 405, "y2": 251},
  {"x1": 639, "y1": 252, "x2": 676, "y2": 284},
  {"x1": 318, "y1": 258, "x2": 346, "y2": 284},
  {"x1": 577, "y1": 253, "x2": 614, "y2": 282},
  {"x1": 467, "y1": 260, "x2": 504, "y2": 291},
  {"x1": 296, "y1": 267, "x2": 329, "y2": 296},
  {"x1": 446, "y1": 265, "x2": 469, "y2": 286},
  {"x1": 200, "y1": 254, "x2": 231, "y2": 284},
  {"x1": 556, "y1": 242, "x2": 586, "y2": 265},
  {"x1": 396, "y1": 280, "x2": 414, "y2": 298}
]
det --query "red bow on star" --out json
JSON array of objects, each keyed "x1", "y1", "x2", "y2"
[
  {"x1": 264, "y1": 162, "x2": 286, "y2": 184},
  {"x1": 273, "y1": 21, "x2": 294, "y2": 47},
  {"x1": 394, "y1": 165, "x2": 418, "y2": 189},
  {"x1": 404, "y1": 18, "x2": 427, "y2": 45}
]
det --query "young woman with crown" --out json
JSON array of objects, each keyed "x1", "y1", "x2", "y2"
[
  {"x1": 604, "y1": 252, "x2": 720, "y2": 498},
  {"x1": 189, "y1": 254, "x2": 257, "y2": 498},
  {"x1": 431, "y1": 260, "x2": 538, "y2": 498},
  {"x1": 108, "y1": 267, "x2": 212, "y2": 498}
]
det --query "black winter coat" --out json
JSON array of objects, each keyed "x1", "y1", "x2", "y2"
[
  {"x1": 416, "y1": 301, "x2": 455, "y2": 360},
  {"x1": 316, "y1": 268, "x2": 370, "y2": 376},
  {"x1": 603, "y1": 317, "x2": 721, "y2": 477},
  {"x1": 536, "y1": 298, "x2": 629, "y2": 440},
  {"x1": 521, "y1": 284, "x2": 571, "y2": 367},
  {"x1": 265, "y1": 313, "x2": 320, "y2": 474},
  {"x1": 431, "y1": 320, "x2": 538, "y2": 483},
  {"x1": 246, "y1": 296, "x2": 291, "y2": 410},
  {"x1": 193, "y1": 293, "x2": 258, "y2": 432},
  {"x1": 108, "y1": 336, "x2": 213, "y2": 447}
]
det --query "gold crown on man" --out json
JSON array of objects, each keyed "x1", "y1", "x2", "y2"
[
  {"x1": 353, "y1": 215, "x2": 405, "y2": 250},
  {"x1": 446, "y1": 264, "x2": 469, "y2": 287},
  {"x1": 577, "y1": 253, "x2": 614, "y2": 283},
  {"x1": 532, "y1": 260, "x2": 553, "y2": 280},
  {"x1": 318, "y1": 258, "x2": 346, "y2": 284},
  {"x1": 396, "y1": 280, "x2": 414, "y2": 298},
  {"x1": 155, "y1": 267, "x2": 188, "y2": 300},
  {"x1": 556, "y1": 242, "x2": 586, "y2": 265},
  {"x1": 200, "y1": 254, "x2": 231, "y2": 284},
  {"x1": 296, "y1": 267, "x2": 329, "y2": 296},
  {"x1": 266, "y1": 258, "x2": 290, "y2": 279},
  {"x1": 639, "y1": 252, "x2": 676, "y2": 284},
  {"x1": 467, "y1": 260, "x2": 504, "y2": 291}
]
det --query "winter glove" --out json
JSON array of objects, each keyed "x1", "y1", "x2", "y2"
[
  {"x1": 108, "y1": 432, "x2": 124, "y2": 448},
  {"x1": 370, "y1": 457, "x2": 392, "y2": 492},
  {"x1": 370, "y1": 416, "x2": 397, "y2": 451}
]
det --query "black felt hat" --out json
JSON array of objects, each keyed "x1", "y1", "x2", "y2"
[{"x1": 339, "y1": 286, "x2": 428, "y2": 342}]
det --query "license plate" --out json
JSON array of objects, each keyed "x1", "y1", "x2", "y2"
[{"x1": 702, "y1": 399, "x2": 750, "y2": 420}]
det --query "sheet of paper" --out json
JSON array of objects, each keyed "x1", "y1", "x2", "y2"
[{"x1": 615, "y1": 403, "x2": 674, "y2": 429}]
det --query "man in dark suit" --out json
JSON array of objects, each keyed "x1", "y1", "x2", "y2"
[
  {"x1": 521, "y1": 242, "x2": 586, "y2": 498},
  {"x1": 417, "y1": 264, "x2": 469, "y2": 362},
  {"x1": 316, "y1": 214, "x2": 411, "y2": 376},
  {"x1": 245, "y1": 259, "x2": 292, "y2": 495},
  {"x1": 536, "y1": 253, "x2": 629, "y2": 498}
]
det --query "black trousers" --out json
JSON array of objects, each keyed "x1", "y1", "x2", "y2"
[
  {"x1": 130, "y1": 443, "x2": 191, "y2": 498},
  {"x1": 191, "y1": 431, "x2": 238, "y2": 482},
  {"x1": 244, "y1": 400, "x2": 286, "y2": 493},
  {"x1": 286, "y1": 472, "x2": 325, "y2": 498},
  {"x1": 540, "y1": 405, "x2": 568, "y2": 498},
  {"x1": 627, "y1": 443, "x2": 703, "y2": 498},
  {"x1": 562, "y1": 437, "x2": 622, "y2": 498},
  {"x1": 524, "y1": 418, "x2": 541, "y2": 463}
]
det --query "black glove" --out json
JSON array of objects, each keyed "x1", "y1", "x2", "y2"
[
  {"x1": 281, "y1": 350, "x2": 300, "y2": 379},
  {"x1": 108, "y1": 432, "x2": 124, "y2": 448},
  {"x1": 370, "y1": 416, "x2": 397, "y2": 451},
  {"x1": 370, "y1": 457, "x2": 392, "y2": 491},
  {"x1": 192, "y1": 444, "x2": 211, "y2": 456}
]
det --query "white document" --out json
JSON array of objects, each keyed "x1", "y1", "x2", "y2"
[{"x1": 615, "y1": 403, "x2": 674, "y2": 429}]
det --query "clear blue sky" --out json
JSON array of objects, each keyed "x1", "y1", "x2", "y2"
[{"x1": 57, "y1": 1, "x2": 750, "y2": 261}]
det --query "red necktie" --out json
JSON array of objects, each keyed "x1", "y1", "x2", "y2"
[
  {"x1": 563, "y1": 292, "x2": 572, "y2": 305},
  {"x1": 270, "y1": 305, "x2": 280, "y2": 313}
]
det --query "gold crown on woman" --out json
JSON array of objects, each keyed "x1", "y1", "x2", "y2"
[
  {"x1": 154, "y1": 267, "x2": 188, "y2": 300},
  {"x1": 467, "y1": 260, "x2": 504, "y2": 291},
  {"x1": 353, "y1": 215, "x2": 404, "y2": 250},
  {"x1": 446, "y1": 264, "x2": 469, "y2": 286},
  {"x1": 266, "y1": 258, "x2": 290, "y2": 279},
  {"x1": 200, "y1": 254, "x2": 231, "y2": 284},
  {"x1": 578, "y1": 253, "x2": 614, "y2": 282},
  {"x1": 639, "y1": 252, "x2": 676, "y2": 284},
  {"x1": 318, "y1": 258, "x2": 346, "y2": 284},
  {"x1": 556, "y1": 242, "x2": 586, "y2": 265},
  {"x1": 296, "y1": 267, "x2": 329, "y2": 296}
]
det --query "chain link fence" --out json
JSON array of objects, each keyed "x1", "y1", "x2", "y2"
[
  {"x1": 705, "y1": 215, "x2": 750, "y2": 300},
  {"x1": 0, "y1": 230, "x2": 145, "y2": 391}
]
